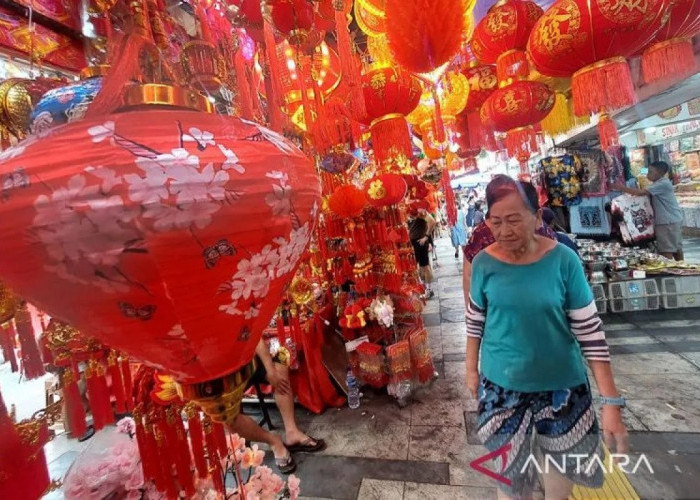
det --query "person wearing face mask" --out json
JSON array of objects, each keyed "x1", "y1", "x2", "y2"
[
  {"x1": 611, "y1": 160, "x2": 684, "y2": 260},
  {"x1": 465, "y1": 176, "x2": 627, "y2": 500}
]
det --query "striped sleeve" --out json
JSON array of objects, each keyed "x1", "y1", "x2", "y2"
[
  {"x1": 466, "y1": 296, "x2": 486, "y2": 339},
  {"x1": 567, "y1": 301, "x2": 610, "y2": 362}
]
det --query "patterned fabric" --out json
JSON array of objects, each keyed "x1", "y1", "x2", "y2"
[
  {"x1": 605, "y1": 147, "x2": 626, "y2": 186},
  {"x1": 463, "y1": 222, "x2": 557, "y2": 263},
  {"x1": 567, "y1": 302, "x2": 610, "y2": 362},
  {"x1": 576, "y1": 151, "x2": 606, "y2": 197},
  {"x1": 610, "y1": 194, "x2": 655, "y2": 244},
  {"x1": 477, "y1": 376, "x2": 604, "y2": 498},
  {"x1": 541, "y1": 155, "x2": 583, "y2": 207},
  {"x1": 569, "y1": 197, "x2": 611, "y2": 236}
]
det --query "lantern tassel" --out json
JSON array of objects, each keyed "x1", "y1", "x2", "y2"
[
  {"x1": 597, "y1": 114, "x2": 620, "y2": 151},
  {"x1": 263, "y1": 19, "x2": 286, "y2": 131},
  {"x1": 204, "y1": 418, "x2": 225, "y2": 494},
  {"x1": 506, "y1": 126, "x2": 535, "y2": 158},
  {"x1": 120, "y1": 355, "x2": 134, "y2": 410},
  {"x1": 185, "y1": 404, "x2": 209, "y2": 479},
  {"x1": 334, "y1": 1, "x2": 366, "y2": 125},
  {"x1": 234, "y1": 52, "x2": 255, "y2": 121},
  {"x1": 540, "y1": 92, "x2": 576, "y2": 137},
  {"x1": 14, "y1": 305, "x2": 45, "y2": 380},
  {"x1": 370, "y1": 116, "x2": 412, "y2": 166},
  {"x1": 432, "y1": 87, "x2": 446, "y2": 143},
  {"x1": 642, "y1": 37, "x2": 697, "y2": 84},
  {"x1": 572, "y1": 57, "x2": 636, "y2": 117},
  {"x1": 85, "y1": 359, "x2": 113, "y2": 430},
  {"x1": 442, "y1": 168, "x2": 457, "y2": 226},
  {"x1": 62, "y1": 368, "x2": 88, "y2": 438},
  {"x1": 0, "y1": 324, "x2": 17, "y2": 373},
  {"x1": 212, "y1": 422, "x2": 229, "y2": 459},
  {"x1": 107, "y1": 351, "x2": 127, "y2": 414}
]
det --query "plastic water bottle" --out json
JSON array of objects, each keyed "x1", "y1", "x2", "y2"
[{"x1": 346, "y1": 368, "x2": 360, "y2": 409}]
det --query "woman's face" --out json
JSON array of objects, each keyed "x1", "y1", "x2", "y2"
[{"x1": 487, "y1": 191, "x2": 540, "y2": 251}]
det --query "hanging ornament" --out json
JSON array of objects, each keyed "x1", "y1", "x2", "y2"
[
  {"x1": 385, "y1": 0, "x2": 468, "y2": 74},
  {"x1": 364, "y1": 174, "x2": 408, "y2": 207},
  {"x1": 270, "y1": 0, "x2": 315, "y2": 45},
  {"x1": 641, "y1": 0, "x2": 700, "y2": 83},
  {"x1": 328, "y1": 185, "x2": 367, "y2": 218},
  {"x1": 354, "y1": 0, "x2": 387, "y2": 37}
]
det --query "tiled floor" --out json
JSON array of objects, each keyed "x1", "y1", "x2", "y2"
[{"x1": 2, "y1": 237, "x2": 700, "y2": 499}]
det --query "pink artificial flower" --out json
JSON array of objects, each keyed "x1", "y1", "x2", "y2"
[
  {"x1": 287, "y1": 475, "x2": 301, "y2": 500},
  {"x1": 116, "y1": 417, "x2": 136, "y2": 435},
  {"x1": 125, "y1": 467, "x2": 144, "y2": 491},
  {"x1": 241, "y1": 444, "x2": 265, "y2": 469},
  {"x1": 229, "y1": 433, "x2": 246, "y2": 452},
  {"x1": 127, "y1": 490, "x2": 142, "y2": 500}
]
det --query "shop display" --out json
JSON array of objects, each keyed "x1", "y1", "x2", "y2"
[
  {"x1": 569, "y1": 197, "x2": 611, "y2": 236},
  {"x1": 610, "y1": 194, "x2": 656, "y2": 244},
  {"x1": 540, "y1": 154, "x2": 582, "y2": 207}
]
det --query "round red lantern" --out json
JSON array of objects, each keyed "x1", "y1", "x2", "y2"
[
  {"x1": 471, "y1": 0, "x2": 543, "y2": 79},
  {"x1": 0, "y1": 108, "x2": 320, "y2": 420},
  {"x1": 270, "y1": 0, "x2": 315, "y2": 45},
  {"x1": 364, "y1": 174, "x2": 407, "y2": 207},
  {"x1": 641, "y1": 0, "x2": 700, "y2": 83},
  {"x1": 328, "y1": 185, "x2": 367, "y2": 218},
  {"x1": 361, "y1": 67, "x2": 421, "y2": 166}
]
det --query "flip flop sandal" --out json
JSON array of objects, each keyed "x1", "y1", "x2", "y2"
[
  {"x1": 286, "y1": 437, "x2": 327, "y2": 453},
  {"x1": 275, "y1": 454, "x2": 297, "y2": 474}
]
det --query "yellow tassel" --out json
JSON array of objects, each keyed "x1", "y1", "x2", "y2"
[{"x1": 541, "y1": 92, "x2": 576, "y2": 138}]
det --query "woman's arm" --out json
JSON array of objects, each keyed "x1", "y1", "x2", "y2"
[
  {"x1": 465, "y1": 297, "x2": 485, "y2": 397},
  {"x1": 462, "y1": 259, "x2": 472, "y2": 309}
]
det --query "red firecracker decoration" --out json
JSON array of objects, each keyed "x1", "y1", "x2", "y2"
[
  {"x1": 0, "y1": 109, "x2": 319, "y2": 416},
  {"x1": 528, "y1": 0, "x2": 668, "y2": 146},
  {"x1": 364, "y1": 174, "x2": 408, "y2": 207},
  {"x1": 641, "y1": 0, "x2": 700, "y2": 83},
  {"x1": 328, "y1": 185, "x2": 367, "y2": 218},
  {"x1": 385, "y1": 0, "x2": 467, "y2": 74},
  {"x1": 13, "y1": 304, "x2": 45, "y2": 380}
]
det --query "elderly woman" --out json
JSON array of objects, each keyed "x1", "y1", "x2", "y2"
[{"x1": 465, "y1": 176, "x2": 628, "y2": 499}]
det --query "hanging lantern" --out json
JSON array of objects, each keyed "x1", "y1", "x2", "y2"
[
  {"x1": 364, "y1": 174, "x2": 407, "y2": 207},
  {"x1": 361, "y1": 67, "x2": 421, "y2": 166},
  {"x1": 461, "y1": 62, "x2": 498, "y2": 113},
  {"x1": 641, "y1": 0, "x2": 700, "y2": 83},
  {"x1": 0, "y1": 109, "x2": 319, "y2": 423},
  {"x1": 470, "y1": 0, "x2": 543, "y2": 80},
  {"x1": 480, "y1": 80, "x2": 554, "y2": 158},
  {"x1": 454, "y1": 113, "x2": 482, "y2": 160},
  {"x1": 527, "y1": 0, "x2": 668, "y2": 147},
  {"x1": 385, "y1": 0, "x2": 468, "y2": 74},
  {"x1": 270, "y1": 0, "x2": 315, "y2": 45},
  {"x1": 354, "y1": 0, "x2": 387, "y2": 37},
  {"x1": 328, "y1": 185, "x2": 367, "y2": 218}
]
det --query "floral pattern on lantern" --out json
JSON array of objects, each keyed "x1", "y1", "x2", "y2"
[
  {"x1": 0, "y1": 112, "x2": 320, "y2": 383},
  {"x1": 480, "y1": 80, "x2": 554, "y2": 132}
]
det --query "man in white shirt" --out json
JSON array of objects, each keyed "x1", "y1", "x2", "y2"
[{"x1": 612, "y1": 161, "x2": 684, "y2": 260}]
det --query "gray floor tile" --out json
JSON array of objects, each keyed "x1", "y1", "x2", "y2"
[
  {"x1": 403, "y1": 482, "x2": 497, "y2": 500},
  {"x1": 356, "y1": 479, "x2": 403, "y2": 500}
]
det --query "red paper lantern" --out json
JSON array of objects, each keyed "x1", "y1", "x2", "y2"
[
  {"x1": 641, "y1": 0, "x2": 700, "y2": 83},
  {"x1": 365, "y1": 174, "x2": 408, "y2": 207},
  {"x1": 328, "y1": 185, "x2": 367, "y2": 218},
  {"x1": 270, "y1": 0, "x2": 315, "y2": 45},
  {"x1": 454, "y1": 113, "x2": 482, "y2": 159},
  {"x1": 480, "y1": 80, "x2": 555, "y2": 132},
  {"x1": 0, "y1": 111, "x2": 320, "y2": 384},
  {"x1": 385, "y1": 0, "x2": 467, "y2": 74},
  {"x1": 471, "y1": 0, "x2": 543, "y2": 75}
]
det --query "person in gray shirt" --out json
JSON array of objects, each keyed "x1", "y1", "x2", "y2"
[{"x1": 611, "y1": 161, "x2": 684, "y2": 260}]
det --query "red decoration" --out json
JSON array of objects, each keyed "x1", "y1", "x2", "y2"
[
  {"x1": 471, "y1": 0, "x2": 543, "y2": 65},
  {"x1": 385, "y1": 0, "x2": 467, "y2": 73},
  {"x1": 328, "y1": 185, "x2": 367, "y2": 218},
  {"x1": 528, "y1": 0, "x2": 668, "y2": 115},
  {"x1": 270, "y1": 0, "x2": 315, "y2": 45},
  {"x1": 0, "y1": 112, "x2": 319, "y2": 384},
  {"x1": 461, "y1": 63, "x2": 499, "y2": 112},
  {"x1": 14, "y1": 304, "x2": 45, "y2": 380},
  {"x1": 364, "y1": 174, "x2": 408, "y2": 207},
  {"x1": 480, "y1": 80, "x2": 555, "y2": 132},
  {"x1": 442, "y1": 168, "x2": 457, "y2": 226},
  {"x1": 641, "y1": 0, "x2": 700, "y2": 83}
]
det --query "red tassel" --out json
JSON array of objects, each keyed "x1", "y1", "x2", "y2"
[
  {"x1": 642, "y1": 37, "x2": 697, "y2": 84},
  {"x1": 133, "y1": 407, "x2": 153, "y2": 481},
  {"x1": 120, "y1": 355, "x2": 134, "y2": 410},
  {"x1": 334, "y1": 1, "x2": 366, "y2": 128},
  {"x1": 442, "y1": 168, "x2": 457, "y2": 226},
  {"x1": 107, "y1": 351, "x2": 127, "y2": 414},
  {"x1": 234, "y1": 51, "x2": 255, "y2": 121},
  {"x1": 14, "y1": 305, "x2": 45, "y2": 380},
  {"x1": 154, "y1": 422, "x2": 179, "y2": 499},
  {"x1": 185, "y1": 404, "x2": 209, "y2": 479},
  {"x1": 597, "y1": 114, "x2": 620, "y2": 151},
  {"x1": 85, "y1": 359, "x2": 113, "y2": 430},
  {"x1": 212, "y1": 422, "x2": 229, "y2": 459},
  {"x1": 165, "y1": 407, "x2": 195, "y2": 496},
  {"x1": 506, "y1": 126, "x2": 535, "y2": 158},
  {"x1": 62, "y1": 367, "x2": 88, "y2": 438},
  {"x1": 370, "y1": 115, "x2": 413, "y2": 165},
  {"x1": 0, "y1": 324, "x2": 17, "y2": 373},
  {"x1": 204, "y1": 418, "x2": 224, "y2": 493},
  {"x1": 195, "y1": 4, "x2": 213, "y2": 44},
  {"x1": 432, "y1": 87, "x2": 445, "y2": 143},
  {"x1": 572, "y1": 57, "x2": 636, "y2": 117},
  {"x1": 263, "y1": 19, "x2": 286, "y2": 131}
]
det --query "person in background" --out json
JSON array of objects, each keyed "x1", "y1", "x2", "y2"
[
  {"x1": 409, "y1": 215, "x2": 435, "y2": 299},
  {"x1": 465, "y1": 176, "x2": 627, "y2": 499},
  {"x1": 611, "y1": 160, "x2": 684, "y2": 260},
  {"x1": 466, "y1": 195, "x2": 476, "y2": 228},
  {"x1": 472, "y1": 201, "x2": 485, "y2": 227},
  {"x1": 230, "y1": 338, "x2": 326, "y2": 474},
  {"x1": 450, "y1": 201, "x2": 468, "y2": 259},
  {"x1": 542, "y1": 207, "x2": 579, "y2": 256}
]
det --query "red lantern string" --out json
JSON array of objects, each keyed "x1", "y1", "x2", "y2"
[
  {"x1": 370, "y1": 116, "x2": 413, "y2": 166},
  {"x1": 333, "y1": 0, "x2": 366, "y2": 126},
  {"x1": 14, "y1": 305, "x2": 45, "y2": 380},
  {"x1": 185, "y1": 404, "x2": 209, "y2": 479},
  {"x1": 62, "y1": 367, "x2": 88, "y2": 438},
  {"x1": 0, "y1": 324, "x2": 17, "y2": 373},
  {"x1": 107, "y1": 351, "x2": 127, "y2": 414},
  {"x1": 442, "y1": 168, "x2": 457, "y2": 226},
  {"x1": 234, "y1": 51, "x2": 255, "y2": 121},
  {"x1": 597, "y1": 114, "x2": 620, "y2": 151},
  {"x1": 263, "y1": 19, "x2": 286, "y2": 131}
]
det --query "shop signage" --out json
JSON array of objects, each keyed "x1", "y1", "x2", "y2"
[{"x1": 659, "y1": 120, "x2": 700, "y2": 140}]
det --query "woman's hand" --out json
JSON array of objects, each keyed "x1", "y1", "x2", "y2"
[
  {"x1": 466, "y1": 369, "x2": 479, "y2": 399},
  {"x1": 601, "y1": 405, "x2": 629, "y2": 455},
  {"x1": 418, "y1": 236, "x2": 429, "y2": 245}
]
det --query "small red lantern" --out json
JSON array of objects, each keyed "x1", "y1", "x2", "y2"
[
  {"x1": 270, "y1": 0, "x2": 315, "y2": 45},
  {"x1": 0, "y1": 109, "x2": 320, "y2": 422},
  {"x1": 328, "y1": 185, "x2": 367, "y2": 218},
  {"x1": 364, "y1": 174, "x2": 408, "y2": 207},
  {"x1": 641, "y1": 0, "x2": 700, "y2": 83},
  {"x1": 471, "y1": 0, "x2": 543, "y2": 79}
]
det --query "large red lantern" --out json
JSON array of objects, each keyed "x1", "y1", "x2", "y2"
[
  {"x1": 364, "y1": 174, "x2": 407, "y2": 207},
  {"x1": 361, "y1": 67, "x2": 421, "y2": 166},
  {"x1": 641, "y1": 0, "x2": 700, "y2": 83},
  {"x1": 328, "y1": 185, "x2": 367, "y2": 218},
  {"x1": 270, "y1": 0, "x2": 315, "y2": 45},
  {"x1": 0, "y1": 109, "x2": 320, "y2": 420},
  {"x1": 471, "y1": 0, "x2": 543, "y2": 79},
  {"x1": 528, "y1": 0, "x2": 668, "y2": 148}
]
